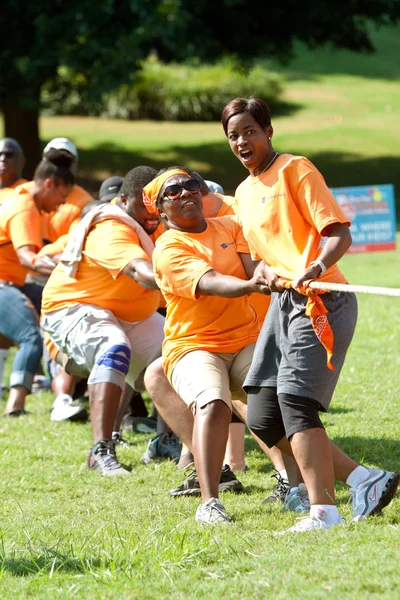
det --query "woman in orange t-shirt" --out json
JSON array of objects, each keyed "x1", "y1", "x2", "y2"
[
  {"x1": 0, "y1": 156, "x2": 74, "y2": 417},
  {"x1": 144, "y1": 168, "x2": 270, "y2": 525},
  {"x1": 221, "y1": 96, "x2": 398, "y2": 532}
]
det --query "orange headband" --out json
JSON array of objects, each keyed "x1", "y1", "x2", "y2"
[{"x1": 142, "y1": 169, "x2": 190, "y2": 214}]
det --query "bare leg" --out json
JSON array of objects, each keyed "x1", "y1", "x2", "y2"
[
  {"x1": 114, "y1": 382, "x2": 133, "y2": 431},
  {"x1": 51, "y1": 369, "x2": 77, "y2": 398},
  {"x1": 3, "y1": 385, "x2": 28, "y2": 415},
  {"x1": 276, "y1": 435, "x2": 359, "y2": 484},
  {"x1": 224, "y1": 422, "x2": 246, "y2": 472},
  {"x1": 193, "y1": 400, "x2": 231, "y2": 503},
  {"x1": 232, "y1": 399, "x2": 302, "y2": 485},
  {"x1": 88, "y1": 382, "x2": 121, "y2": 443},
  {"x1": 144, "y1": 358, "x2": 193, "y2": 448}
]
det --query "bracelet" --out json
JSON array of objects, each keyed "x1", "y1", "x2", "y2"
[{"x1": 309, "y1": 259, "x2": 327, "y2": 277}]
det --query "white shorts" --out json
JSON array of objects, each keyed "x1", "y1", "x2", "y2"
[
  {"x1": 171, "y1": 344, "x2": 255, "y2": 411},
  {"x1": 41, "y1": 304, "x2": 164, "y2": 391}
]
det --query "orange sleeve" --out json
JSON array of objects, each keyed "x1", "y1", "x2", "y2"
[
  {"x1": 294, "y1": 168, "x2": 351, "y2": 234},
  {"x1": 154, "y1": 240, "x2": 213, "y2": 300},
  {"x1": 232, "y1": 218, "x2": 251, "y2": 254},
  {"x1": 8, "y1": 207, "x2": 42, "y2": 251},
  {"x1": 83, "y1": 221, "x2": 152, "y2": 279}
]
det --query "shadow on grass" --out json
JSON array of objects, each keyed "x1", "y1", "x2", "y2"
[
  {"x1": 0, "y1": 554, "x2": 103, "y2": 577},
  {"x1": 332, "y1": 436, "x2": 400, "y2": 473},
  {"x1": 76, "y1": 142, "x2": 400, "y2": 226},
  {"x1": 244, "y1": 431, "x2": 400, "y2": 475},
  {"x1": 328, "y1": 406, "x2": 354, "y2": 415}
]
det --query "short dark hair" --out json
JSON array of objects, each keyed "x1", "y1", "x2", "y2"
[
  {"x1": 34, "y1": 157, "x2": 75, "y2": 186},
  {"x1": 121, "y1": 166, "x2": 158, "y2": 198},
  {"x1": 221, "y1": 97, "x2": 271, "y2": 135}
]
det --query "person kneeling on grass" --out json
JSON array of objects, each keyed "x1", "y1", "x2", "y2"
[
  {"x1": 143, "y1": 168, "x2": 271, "y2": 524},
  {"x1": 41, "y1": 198, "x2": 165, "y2": 476}
]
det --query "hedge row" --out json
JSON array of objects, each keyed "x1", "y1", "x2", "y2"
[{"x1": 42, "y1": 59, "x2": 284, "y2": 121}]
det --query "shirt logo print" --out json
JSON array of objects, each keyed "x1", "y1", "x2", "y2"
[{"x1": 220, "y1": 242, "x2": 234, "y2": 249}]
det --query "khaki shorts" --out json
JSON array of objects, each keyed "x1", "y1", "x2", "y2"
[
  {"x1": 42, "y1": 304, "x2": 164, "y2": 391},
  {"x1": 171, "y1": 344, "x2": 255, "y2": 411}
]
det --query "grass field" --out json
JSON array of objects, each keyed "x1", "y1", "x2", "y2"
[
  {"x1": 0, "y1": 244, "x2": 399, "y2": 599},
  {"x1": 34, "y1": 26, "x2": 400, "y2": 221},
  {"x1": 1, "y1": 23, "x2": 400, "y2": 600}
]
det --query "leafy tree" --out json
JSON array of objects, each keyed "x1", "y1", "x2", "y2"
[{"x1": 1, "y1": 0, "x2": 398, "y2": 175}]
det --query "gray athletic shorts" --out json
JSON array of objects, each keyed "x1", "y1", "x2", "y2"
[
  {"x1": 41, "y1": 304, "x2": 165, "y2": 391},
  {"x1": 244, "y1": 289, "x2": 358, "y2": 410}
]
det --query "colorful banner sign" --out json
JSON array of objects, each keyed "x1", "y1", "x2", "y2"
[{"x1": 330, "y1": 184, "x2": 397, "y2": 253}]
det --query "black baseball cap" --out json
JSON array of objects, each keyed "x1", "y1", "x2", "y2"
[{"x1": 98, "y1": 176, "x2": 124, "y2": 203}]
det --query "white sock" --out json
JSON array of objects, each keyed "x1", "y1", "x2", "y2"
[
  {"x1": 279, "y1": 469, "x2": 289, "y2": 483},
  {"x1": 0, "y1": 349, "x2": 9, "y2": 383},
  {"x1": 310, "y1": 504, "x2": 341, "y2": 524},
  {"x1": 346, "y1": 465, "x2": 370, "y2": 488},
  {"x1": 55, "y1": 393, "x2": 73, "y2": 403}
]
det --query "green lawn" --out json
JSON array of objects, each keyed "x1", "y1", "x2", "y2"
[
  {"x1": 1, "y1": 23, "x2": 400, "y2": 600},
  {"x1": 1, "y1": 243, "x2": 400, "y2": 599},
  {"x1": 35, "y1": 26, "x2": 400, "y2": 222}
]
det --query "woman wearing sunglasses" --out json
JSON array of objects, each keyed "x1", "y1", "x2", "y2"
[
  {"x1": 143, "y1": 168, "x2": 270, "y2": 524},
  {"x1": 221, "y1": 96, "x2": 399, "y2": 532}
]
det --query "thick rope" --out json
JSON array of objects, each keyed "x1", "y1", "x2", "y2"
[{"x1": 309, "y1": 281, "x2": 400, "y2": 297}]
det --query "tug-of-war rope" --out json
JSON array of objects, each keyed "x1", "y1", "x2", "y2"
[{"x1": 309, "y1": 281, "x2": 400, "y2": 298}]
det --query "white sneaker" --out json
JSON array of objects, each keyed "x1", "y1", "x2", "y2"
[
  {"x1": 350, "y1": 469, "x2": 400, "y2": 521},
  {"x1": 195, "y1": 497, "x2": 232, "y2": 525},
  {"x1": 284, "y1": 483, "x2": 310, "y2": 513},
  {"x1": 276, "y1": 508, "x2": 345, "y2": 535},
  {"x1": 50, "y1": 394, "x2": 88, "y2": 422}
]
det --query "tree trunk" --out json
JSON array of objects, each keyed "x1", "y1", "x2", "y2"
[{"x1": 2, "y1": 95, "x2": 41, "y2": 179}]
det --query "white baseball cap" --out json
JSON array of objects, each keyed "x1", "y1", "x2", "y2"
[
  {"x1": 205, "y1": 180, "x2": 224, "y2": 194},
  {"x1": 43, "y1": 137, "x2": 78, "y2": 159}
]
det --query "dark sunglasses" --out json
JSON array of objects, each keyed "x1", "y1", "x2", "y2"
[
  {"x1": 0, "y1": 151, "x2": 15, "y2": 159},
  {"x1": 162, "y1": 179, "x2": 200, "y2": 201}
]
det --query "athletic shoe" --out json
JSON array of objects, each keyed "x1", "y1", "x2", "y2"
[
  {"x1": 275, "y1": 509, "x2": 345, "y2": 535},
  {"x1": 262, "y1": 469, "x2": 290, "y2": 504},
  {"x1": 284, "y1": 483, "x2": 310, "y2": 513},
  {"x1": 170, "y1": 468, "x2": 201, "y2": 496},
  {"x1": 219, "y1": 464, "x2": 244, "y2": 493},
  {"x1": 112, "y1": 431, "x2": 132, "y2": 447},
  {"x1": 131, "y1": 416, "x2": 157, "y2": 434},
  {"x1": 50, "y1": 394, "x2": 88, "y2": 422},
  {"x1": 87, "y1": 440, "x2": 130, "y2": 476},
  {"x1": 170, "y1": 464, "x2": 244, "y2": 497},
  {"x1": 350, "y1": 468, "x2": 400, "y2": 521},
  {"x1": 140, "y1": 432, "x2": 182, "y2": 464},
  {"x1": 195, "y1": 497, "x2": 232, "y2": 525}
]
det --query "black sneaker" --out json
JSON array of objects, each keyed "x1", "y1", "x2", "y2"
[
  {"x1": 219, "y1": 464, "x2": 244, "y2": 493},
  {"x1": 169, "y1": 465, "x2": 244, "y2": 496},
  {"x1": 170, "y1": 468, "x2": 201, "y2": 496},
  {"x1": 261, "y1": 469, "x2": 290, "y2": 504},
  {"x1": 87, "y1": 440, "x2": 130, "y2": 477}
]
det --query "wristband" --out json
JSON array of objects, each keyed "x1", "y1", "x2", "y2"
[{"x1": 309, "y1": 259, "x2": 326, "y2": 277}]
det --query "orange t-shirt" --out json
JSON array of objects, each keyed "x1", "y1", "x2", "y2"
[
  {"x1": 42, "y1": 219, "x2": 160, "y2": 322},
  {"x1": 216, "y1": 196, "x2": 270, "y2": 326},
  {"x1": 153, "y1": 215, "x2": 260, "y2": 380},
  {"x1": 235, "y1": 154, "x2": 350, "y2": 284},
  {"x1": 17, "y1": 181, "x2": 93, "y2": 242},
  {"x1": 0, "y1": 179, "x2": 28, "y2": 205},
  {"x1": 0, "y1": 193, "x2": 42, "y2": 285}
]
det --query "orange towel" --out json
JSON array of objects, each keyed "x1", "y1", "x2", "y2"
[{"x1": 281, "y1": 280, "x2": 335, "y2": 371}]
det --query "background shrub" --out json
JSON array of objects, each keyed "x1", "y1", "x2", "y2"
[{"x1": 42, "y1": 59, "x2": 283, "y2": 121}]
